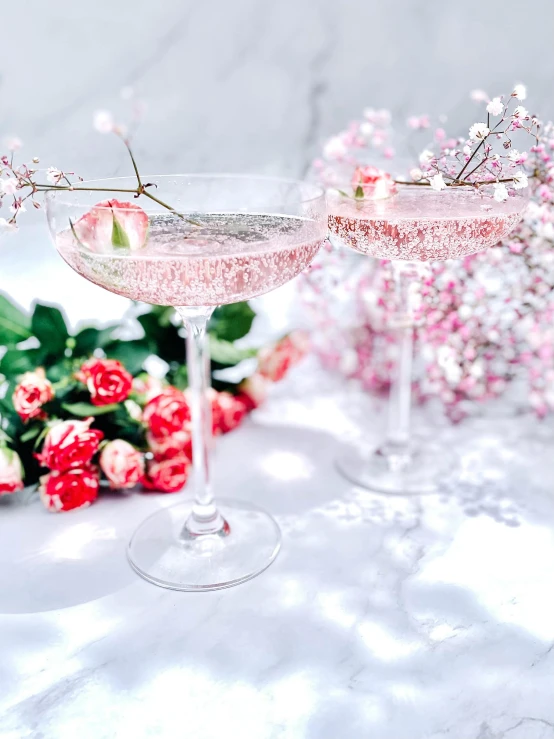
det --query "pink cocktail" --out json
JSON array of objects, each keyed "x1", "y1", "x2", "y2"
[
  {"x1": 328, "y1": 185, "x2": 527, "y2": 495},
  {"x1": 47, "y1": 175, "x2": 327, "y2": 591}
]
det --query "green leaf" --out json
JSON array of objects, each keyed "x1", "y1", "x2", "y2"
[
  {"x1": 20, "y1": 426, "x2": 41, "y2": 443},
  {"x1": 354, "y1": 185, "x2": 365, "y2": 199},
  {"x1": 62, "y1": 402, "x2": 120, "y2": 417},
  {"x1": 209, "y1": 336, "x2": 258, "y2": 367},
  {"x1": 0, "y1": 293, "x2": 32, "y2": 345},
  {"x1": 31, "y1": 304, "x2": 69, "y2": 356},
  {"x1": 104, "y1": 339, "x2": 152, "y2": 375},
  {"x1": 73, "y1": 326, "x2": 116, "y2": 356},
  {"x1": 209, "y1": 302, "x2": 256, "y2": 342},
  {"x1": 111, "y1": 213, "x2": 130, "y2": 249},
  {"x1": 0, "y1": 348, "x2": 41, "y2": 378}
]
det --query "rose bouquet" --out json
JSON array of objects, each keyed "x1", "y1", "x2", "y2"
[
  {"x1": 0, "y1": 294, "x2": 307, "y2": 511},
  {"x1": 303, "y1": 84, "x2": 554, "y2": 420}
]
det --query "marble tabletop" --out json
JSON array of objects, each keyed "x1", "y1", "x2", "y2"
[{"x1": 1, "y1": 226, "x2": 554, "y2": 738}]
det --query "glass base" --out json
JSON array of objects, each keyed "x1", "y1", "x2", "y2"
[
  {"x1": 128, "y1": 498, "x2": 281, "y2": 591},
  {"x1": 336, "y1": 442, "x2": 452, "y2": 496}
]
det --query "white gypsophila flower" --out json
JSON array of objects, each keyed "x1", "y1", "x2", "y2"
[
  {"x1": 0, "y1": 217, "x2": 17, "y2": 232},
  {"x1": 360, "y1": 121, "x2": 373, "y2": 138},
  {"x1": 419, "y1": 149, "x2": 434, "y2": 166},
  {"x1": 513, "y1": 106, "x2": 528, "y2": 119},
  {"x1": 508, "y1": 149, "x2": 521, "y2": 162},
  {"x1": 3, "y1": 136, "x2": 22, "y2": 152},
  {"x1": 0, "y1": 178, "x2": 18, "y2": 195},
  {"x1": 9, "y1": 202, "x2": 25, "y2": 215},
  {"x1": 493, "y1": 182, "x2": 509, "y2": 202},
  {"x1": 323, "y1": 136, "x2": 347, "y2": 160},
  {"x1": 469, "y1": 122, "x2": 490, "y2": 141},
  {"x1": 463, "y1": 145, "x2": 472, "y2": 156},
  {"x1": 470, "y1": 89, "x2": 488, "y2": 103},
  {"x1": 410, "y1": 167, "x2": 423, "y2": 181},
  {"x1": 512, "y1": 84, "x2": 527, "y2": 100},
  {"x1": 512, "y1": 170, "x2": 528, "y2": 190},
  {"x1": 486, "y1": 97, "x2": 504, "y2": 116},
  {"x1": 429, "y1": 173, "x2": 447, "y2": 191},
  {"x1": 46, "y1": 167, "x2": 62, "y2": 185},
  {"x1": 93, "y1": 110, "x2": 114, "y2": 134}
]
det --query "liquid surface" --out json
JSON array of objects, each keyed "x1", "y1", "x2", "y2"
[
  {"x1": 327, "y1": 187, "x2": 526, "y2": 261},
  {"x1": 57, "y1": 213, "x2": 325, "y2": 305}
]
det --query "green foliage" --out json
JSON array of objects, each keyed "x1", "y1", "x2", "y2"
[
  {"x1": 0, "y1": 294, "x2": 32, "y2": 346},
  {"x1": 0, "y1": 294, "x2": 261, "y2": 484},
  {"x1": 209, "y1": 302, "x2": 256, "y2": 342},
  {"x1": 104, "y1": 339, "x2": 153, "y2": 375},
  {"x1": 31, "y1": 303, "x2": 70, "y2": 357}
]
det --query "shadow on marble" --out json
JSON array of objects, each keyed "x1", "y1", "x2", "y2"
[{"x1": 0, "y1": 491, "x2": 167, "y2": 614}]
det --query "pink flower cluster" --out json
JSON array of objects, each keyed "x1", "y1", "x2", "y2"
[{"x1": 304, "y1": 86, "x2": 554, "y2": 420}]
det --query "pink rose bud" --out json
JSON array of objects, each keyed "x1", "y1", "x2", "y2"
[
  {"x1": 143, "y1": 455, "x2": 190, "y2": 494},
  {"x1": 39, "y1": 465, "x2": 99, "y2": 512},
  {"x1": 99, "y1": 439, "x2": 145, "y2": 490},
  {"x1": 350, "y1": 166, "x2": 397, "y2": 200},
  {"x1": 12, "y1": 368, "x2": 54, "y2": 422},
  {"x1": 0, "y1": 447, "x2": 24, "y2": 495},
  {"x1": 36, "y1": 418, "x2": 103, "y2": 471},
  {"x1": 71, "y1": 199, "x2": 149, "y2": 252},
  {"x1": 214, "y1": 391, "x2": 248, "y2": 434},
  {"x1": 76, "y1": 358, "x2": 133, "y2": 406},
  {"x1": 143, "y1": 387, "x2": 191, "y2": 439},
  {"x1": 237, "y1": 373, "x2": 269, "y2": 411}
]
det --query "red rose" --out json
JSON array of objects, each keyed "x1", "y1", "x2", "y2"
[
  {"x1": 257, "y1": 332, "x2": 310, "y2": 382},
  {"x1": 12, "y1": 368, "x2": 54, "y2": 422},
  {"x1": 143, "y1": 387, "x2": 190, "y2": 438},
  {"x1": 237, "y1": 373, "x2": 269, "y2": 411},
  {"x1": 76, "y1": 358, "x2": 132, "y2": 406},
  {"x1": 351, "y1": 165, "x2": 397, "y2": 200},
  {"x1": 36, "y1": 417, "x2": 103, "y2": 471},
  {"x1": 39, "y1": 465, "x2": 99, "y2": 512},
  {"x1": 99, "y1": 439, "x2": 144, "y2": 489},
  {"x1": 146, "y1": 429, "x2": 192, "y2": 461},
  {"x1": 214, "y1": 391, "x2": 247, "y2": 433},
  {"x1": 0, "y1": 447, "x2": 24, "y2": 495},
  {"x1": 143, "y1": 454, "x2": 190, "y2": 493}
]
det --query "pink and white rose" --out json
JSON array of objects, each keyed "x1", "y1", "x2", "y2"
[{"x1": 99, "y1": 439, "x2": 144, "y2": 489}]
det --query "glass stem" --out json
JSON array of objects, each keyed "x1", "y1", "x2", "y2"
[
  {"x1": 383, "y1": 261, "x2": 418, "y2": 470},
  {"x1": 176, "y1": 306, "x2": 228, "y2": 539}
]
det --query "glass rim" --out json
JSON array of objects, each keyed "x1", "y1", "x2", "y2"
[{"x1": 45, "y1": 173, "x2": 326, "y2": 211}]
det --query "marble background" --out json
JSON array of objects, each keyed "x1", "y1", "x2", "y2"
[{"x1": 2, "y1": 0, "x2": 554, "y2": 184}]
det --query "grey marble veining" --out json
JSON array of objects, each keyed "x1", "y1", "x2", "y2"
[{"x1": 2, "y1": 0, "x2": 554, "y2": 183}]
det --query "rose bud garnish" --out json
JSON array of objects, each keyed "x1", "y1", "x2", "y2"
[
  {"x1": 0, "y1": 447, "x2": 24, "y2": 495},
  {"x1": 71, "y1": 199, "x2": 149, "y2": 252},
  {"x1": 36, "y1": 417, "x2": 103, "y2": 471},
  {"x1": 350, "y1": 165, "x2": 397, "y2": 200},
  {"x1": 12, "y1": 368, "x2": 54, "y2": 422},
  {"x1": 99, "y1": 439, "x2": 144, "y2": 490},
  {"x1": 76, "y1": 358, "x2": 133, "y2": 407},
  {"x1": 39, "y1": 465, "x2": 100, "y2": 512}
]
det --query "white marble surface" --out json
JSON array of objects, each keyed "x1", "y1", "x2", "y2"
[{"x1": 1, "y1": 228, "x2": 554, "y2": 738}]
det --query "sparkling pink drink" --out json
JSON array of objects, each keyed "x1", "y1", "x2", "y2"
[
  {"x1": 57, "y1": 213, "x2": 325, "y2": 306},
  {"x1": 327, "y1": 187, "x2": 525, "y2": 261}
]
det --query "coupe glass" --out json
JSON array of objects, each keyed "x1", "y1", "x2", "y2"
[
  {"x1": 46, "y1": 175, "x2": 327, "y2": 590},
  {"x1": 327, "y1": 185, "x2": 527, "y2": 495}
]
